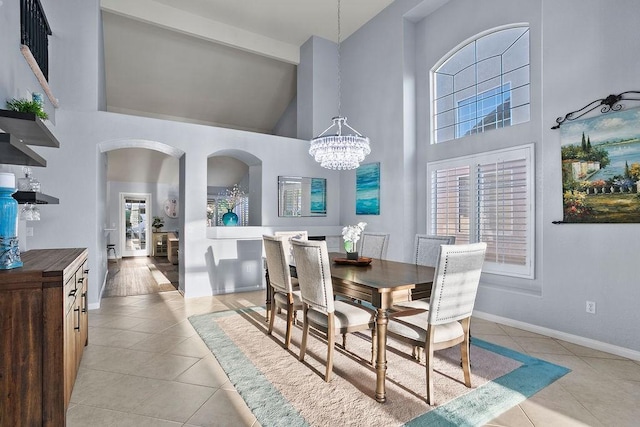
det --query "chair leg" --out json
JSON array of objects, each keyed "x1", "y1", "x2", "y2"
[
  {"x1": 412, "y1": 345, "x2": 422, "y2": 362},
  {"x1": 325, "y1": 314, "x2": 335, "y2": 382},
  {"x1": 461, "y1": 318, "x2": 472, "y2": 387},
  {"x1": 425, "y1": 328, "x2": 436, "y2": 405},
  {"x1": 284, "y1": 302, "x2": 294, "y2": 349},
  {"x1": 268, "y1": 298, "x2": 276, "y2": 336},
  {"x1": 299, "y1": 306, "x2": 309, "y2": 362}
]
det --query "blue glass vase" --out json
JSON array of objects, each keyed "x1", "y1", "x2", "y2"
[
  {"x1": 0, "y1": 173, "x2": 23, "y2": 270},
  {"x1": 222, "y1": 209, "x2": 239, "y2": 226}
]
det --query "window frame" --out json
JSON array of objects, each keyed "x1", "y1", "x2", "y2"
[
  {"x1": 430, "y1": 24, "x2": 530, "y2": 145},
  {"x1": 427, "y1": 144, "x2": 535, "y2": 279}
]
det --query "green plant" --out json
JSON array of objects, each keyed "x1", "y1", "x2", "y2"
[{"x1": 6, "y1": 98, "x2": 48, "y2": 120}]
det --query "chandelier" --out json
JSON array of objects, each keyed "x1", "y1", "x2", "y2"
[{"x1": 309, "y1": 0, "x2": 371, "y2": 170}]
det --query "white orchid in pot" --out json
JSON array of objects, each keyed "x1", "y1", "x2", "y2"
[{"x1": 342, "y1": 222, "x2": 367, "y2": 259}]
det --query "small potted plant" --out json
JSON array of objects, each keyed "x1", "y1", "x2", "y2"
[
  {"x1": 152, "y1": 216, "x2": 165, "y2": 232},
  {"x1": 6, "y1": 98, "x2": 48, "y2": 120}
]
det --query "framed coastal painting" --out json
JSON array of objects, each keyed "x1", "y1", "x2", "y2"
[
  {"x1": 560, "y1": 107, "x2": 640, "y2": 223},
  {"x1": 356, "y1": 162, "x2": 380, "y2": 215}
]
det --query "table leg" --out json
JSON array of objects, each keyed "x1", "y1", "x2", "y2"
[
  {"x1": 265, "y1": 269, "x2": 271, "y2": 322},
  {"x1": 375, "y1": 307, "x2": 388, "y2": 403}
]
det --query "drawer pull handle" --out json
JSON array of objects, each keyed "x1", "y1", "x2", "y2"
[
  {"x1": 68, "y1": 289, "x2": 77, "y2": 297},
  {"x1": 74, "y1": 307, "x2": 80, "y2": 331},
  {"x1": 84, "y1": 269, "x2": 89, "y2": 274},
  {"x1": 77, "y1": 277, "x2": 84, "y2": 283}
]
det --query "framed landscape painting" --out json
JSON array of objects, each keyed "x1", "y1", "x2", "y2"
[
  {"x1": 560, "y1": 107, "x2": 640, "y2": 223},
  {"x1": 356, "y1": 162, "x2": 380, "y2": 215}
]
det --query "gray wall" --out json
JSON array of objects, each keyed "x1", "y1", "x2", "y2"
[
  {"x1": 337, "y1": 0, "x2": 640, "y2": 355},
  {"x1": 2, "y1": 0, "x2": 639, "y2": 356}
]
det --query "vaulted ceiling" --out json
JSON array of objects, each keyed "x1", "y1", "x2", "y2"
[{"x1": 101, "y1": 0, "x2": 395, "y2": 135}]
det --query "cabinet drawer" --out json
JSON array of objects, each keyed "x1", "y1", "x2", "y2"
[{"x1": 64, "y1": 275, "x2": 77, "y2": 313}]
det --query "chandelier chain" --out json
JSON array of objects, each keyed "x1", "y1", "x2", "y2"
[
  {"x1": 308, "y1": 0, "x2": 370, "y2": 170},
  {"x1": 337, "y1": 0, "x2": 341, "y2": 117}
]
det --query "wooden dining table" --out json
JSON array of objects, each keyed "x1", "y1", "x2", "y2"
[{"x1": 264, "y1": 252, "x2": 435, "y2": 403}]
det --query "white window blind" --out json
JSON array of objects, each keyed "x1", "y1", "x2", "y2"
[{"x1": 429, "y1": 144, "x2": 534, "y2": 278}]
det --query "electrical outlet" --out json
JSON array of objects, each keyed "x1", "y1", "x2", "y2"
[
  {"x1": 26, "y1": 227, "x2": 34, "y2": 237},
  {"x1": 586, "y1": 301, "x2": 596, "y2": 314}
]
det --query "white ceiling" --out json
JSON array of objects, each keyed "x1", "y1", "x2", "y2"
[{"x1": 101, "y1": 0, "x2": 395, "y2": 183}]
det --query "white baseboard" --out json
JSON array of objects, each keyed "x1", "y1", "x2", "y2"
[
  {"x1": 474, "y1": 310, "x2": 640, "y2": 362},
  {"x1": 88, "y1": 273, "x2": 107, "y2": 310}
]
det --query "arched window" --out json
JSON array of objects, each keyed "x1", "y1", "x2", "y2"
[{"x1": 432, "y1": 26, "x2": 530, "y2": 144}]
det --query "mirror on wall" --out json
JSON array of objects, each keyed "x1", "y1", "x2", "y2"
[{"x1": 278, "y1": 176, "x2": 326, "y2": 217}]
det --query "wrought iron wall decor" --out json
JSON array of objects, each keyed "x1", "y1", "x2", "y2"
[{"x1": 551, "y1": 91, "x2": 640, "y2": 129}]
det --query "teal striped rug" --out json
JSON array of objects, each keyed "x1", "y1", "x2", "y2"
[{"x1": 190, "y1": 308, "x2": 570, "y2": 427}]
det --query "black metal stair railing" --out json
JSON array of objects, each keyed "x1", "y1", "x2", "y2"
[{"x1": 20, "y1": 0, "x2": 52, "y2": 81}]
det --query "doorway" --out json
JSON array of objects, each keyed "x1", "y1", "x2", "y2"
[{"x1": 120, "y1": 193, "x2": 151, "y2": 257}]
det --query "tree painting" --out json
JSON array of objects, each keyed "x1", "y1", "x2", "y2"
[{"x1": 560, "y1": 107, "x2": 640, "y2": 223}]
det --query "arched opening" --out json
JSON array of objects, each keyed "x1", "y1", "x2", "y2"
[
  {"x1": 207, "y1": 149, "x2": 262, "y2": 227},
  {"x1": 98, "y1": 139, "x2": 186, "y2": 297}
]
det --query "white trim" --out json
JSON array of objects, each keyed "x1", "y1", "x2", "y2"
[
  {"x1": 474, "y1": 310, "x2": 640, "y2": 362},
  {"x1": 99, "y1": 138, "x2": 185, "y2": 158}
]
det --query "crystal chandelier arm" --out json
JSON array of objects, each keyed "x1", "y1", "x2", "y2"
[
  {"x1": 314, "y1": 122, "x2": 339, "y2": 139},
  {"x1": 342, "y1": 121, "x2": 364, "y2": 137}
]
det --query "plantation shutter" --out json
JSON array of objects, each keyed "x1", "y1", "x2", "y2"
[
  {"x1": 430, "y1": 165, "x2": 471, "y2": 244},
  {"x1": 428, "y1": 144, "x2": 534, "y2": 278},
  {"x1": 476, "y1": 157, "x2": 529, "y2": 272}
]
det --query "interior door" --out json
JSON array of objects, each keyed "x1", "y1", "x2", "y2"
[{"x1": 120, "y1": 193, "x2": 151, "y2": 257}]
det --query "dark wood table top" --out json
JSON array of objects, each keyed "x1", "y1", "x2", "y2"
[{"x1": 328, "y1": 252, "x2": 435, "y2": 308}]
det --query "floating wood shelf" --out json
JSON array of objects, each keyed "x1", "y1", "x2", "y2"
[
  {"x1": 0, "y1": 109, "x2": 60, "y2": 147},
  {"x1": 13, "y1": 191, "x2": 59, "y2": 205}
]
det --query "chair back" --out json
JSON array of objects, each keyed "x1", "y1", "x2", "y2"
[
  {"x1": 359, "y1": 232, "x2": 390, "y2": 259},
  {"x1": 263, "y1": 235, "x2": 295, "y2": 294},
  {"x1": 275, "y1": 230, "x2": 308, "y2": 266},
  {"x1": 428, "y1": 243, "x2": 487, "y2": 326},
  {"x1": 414, "y1": 234, "x2": 455, "y2": 267},
  {"x1": 290, "y1": 239, "x2": 335, "y2": 314}
]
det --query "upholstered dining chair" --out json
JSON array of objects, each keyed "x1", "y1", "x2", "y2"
[
  {"x1": 392, "y1": 235, "x2": 456, "y2": 361},
  {"x1": 358, "y1": 232, "x2": 390, "y2": 259},
  {"x1": 393, "y1": 234, "x2": 456, "y2": 311},
  {"x1": 386, "y1": 242, "x2": 487, "y2": 405},
  {"x1": 262, "y1": 235, "x2": 304, "y2": 349},
  {"x1": 274, "y1": 230, "x2": 308, "y2": 266},
  {"x1": 291, "y1": 239, "x2": 377, "y2": 382}
]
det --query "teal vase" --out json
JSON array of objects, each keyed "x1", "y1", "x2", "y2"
[
  {"x1": 222, "y1": 209, "x2": 239, "y2": 226},
  {"x1": 0, "y1": 173, "x2": 23, "y2": 270}
]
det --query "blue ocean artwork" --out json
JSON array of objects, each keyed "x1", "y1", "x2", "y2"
[
  {"x1": 310, "y1": 178, "x2": 326, "y2": 214},
  {"x1": 356, "y1": 163, "x2": 380, "y2": 215}
]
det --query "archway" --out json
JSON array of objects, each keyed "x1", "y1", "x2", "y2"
[{"x1": 99, "y1": 139, "x2": 186, "y2": 295}]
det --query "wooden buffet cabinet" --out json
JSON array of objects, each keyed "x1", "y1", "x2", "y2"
[{"x1": 0, "y1": 248, "x2": 88, "y2": 426}]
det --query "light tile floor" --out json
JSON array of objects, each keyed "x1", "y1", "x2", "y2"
[{"x1": 67, "y1": 290, "x2": 640, "y2": 426}]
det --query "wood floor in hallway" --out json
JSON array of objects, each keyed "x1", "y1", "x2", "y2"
[{"x1": 104, "y1": 256, "x2": 178, "y2": 297}]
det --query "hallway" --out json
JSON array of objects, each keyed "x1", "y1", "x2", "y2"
[{"x1": 104, "y1": 257, "x2": 178, "y2": 297}]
